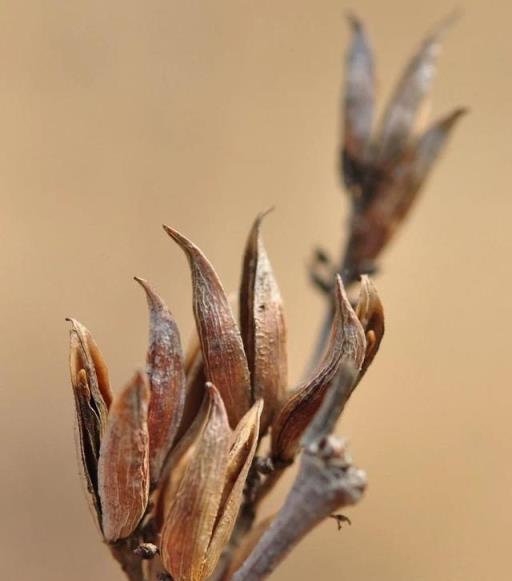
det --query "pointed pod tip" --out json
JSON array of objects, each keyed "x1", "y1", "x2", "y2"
[
  {"x1": 427, "y1": 9, "x2": 462, "y2": 44},
  {"x1": 359, "y1": 274, "x2": 377, "y2": 292},
  {"x1": 251, "y1": 206, "x2": 275, "y2": 234},
  {"x1": 259, "y1": 206, "x2": 275, "y2": 220},
  {"x1": 127, "y1": 369, "x2": 151, "y2": 404},
  {"x1": 451, "y1": 106, "x2": 469, "y2": 120},
  {"x1": 346, "y1": 11, "x2": 363, "y2": 31},
  {"x1": 443, "y1": 7, "x2": 463, "y2": 29},
  {"x1": 253, "y1": 399, "x2": 264, "y2": 425},
  {"x1": 163, "y1": 224, "x2": 198, "y2": 256},
  {"x1": 244, "y1": 398, "x2": 264, "y2": 425},
  {"x1": 436, "y1": 106, "x2": 468, "y2": 132},
  {"x1": 134, "y1": 276, "x2": 168, "y2": 311},
  {"x1": 133, "y1": 276, "x2": 164, "y2": 310},
  {"x1": 128, "y1": 368, "x2": 149, "y2": 391},
  {"x1": 66, "y1": 317, "x2": 82, "y2": 332},
  {"x1": 133, "y1": 275, "x2": 150, "y2": 293},
  {"x1": 334, "y1": 274, "x2": 349, "y2": 302},
  {"x1": 204, "y1": 381, "x2": 229, "y2": 420}
]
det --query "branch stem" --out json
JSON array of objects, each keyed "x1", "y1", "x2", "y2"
[
  {"x1": 231, "y1": 364, "x2": 365, "y2": 581},
  {"x1": 231, "y1": 440, "x2": 366, "y2": 581}
]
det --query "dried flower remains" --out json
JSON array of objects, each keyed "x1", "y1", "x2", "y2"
[{"x1": 66, "y1": 15, "x2": 463, "y2": 581}]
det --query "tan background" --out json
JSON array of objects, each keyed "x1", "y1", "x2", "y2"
[{"x1": 1, "y1": 0, "x2": 509, "y2": 579}]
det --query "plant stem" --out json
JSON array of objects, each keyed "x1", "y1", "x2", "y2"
[
  {"x1": 231, "y1": 365, "x2": 366, "y2": 581},
  {"x1": 111, "y1": 539, "x2": 145, "y2": 581}
]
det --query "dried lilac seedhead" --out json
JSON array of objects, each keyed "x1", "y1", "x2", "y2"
[
  {"x1": 66, "y1": 15, "x2": 463, "y2": 581},
  {"x1": 67, "y1": 216, "x2": 383, "y2": 580},
  {"x1": 341, "y1": 14, "x2": 465, "y2": 283}
]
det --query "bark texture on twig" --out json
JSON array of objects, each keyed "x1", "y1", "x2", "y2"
[{"x1": 232, "y1": 365, "x2": 366, "y2": 581}]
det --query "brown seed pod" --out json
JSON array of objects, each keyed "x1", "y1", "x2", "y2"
[
  {"x1": 240, "y1": 211, "x2": 287, "y2": 434},
  {"x1": 343, "y1": 15, "x2": 375, "y2": 194},
  {"x1": 68, "y1": 319, "x2": 113, "y2": 531},
  {"x1": 345, "y1": 107, "x2": 466, "y2": 270},
  {"x1": 356, "y1": 275, "x2": 385, "y2": 381},
  {"x1": 374, "y1": 13, "x2": 457, "y2": 165},
  {"x1": 341, "y1": 14, "x2": 464, "y2": 282},
  {"x1": 271, "y1": 276, "x2": 366, "y2": 463},
  {"x1": 68, "y1": 318, "x2": 113, "y2": 430},
  {"x1": 135, "y1": 277, "x2": 186, "y2": 486},
  {"x1": 175, "y1": 335, "x2": 207, "y2": 443},
  {"x1": 98, "y1": 370, "x2": 150, "y2": 543},
  {"x1": 164, "y1": 225, "x2": 251, "y2": 428},
  {"x1": 154, "y1": 381, "x2": 214, "y2": 530},
  {"x1": 203, "y1": 400, "x2": 263, "y2": 579},
  {"x1": 72, "y1": 369, "x2": 102, "y2": 530},
  {"x1": 160, "y1": 383, "x2": 231, "y2": 581}
]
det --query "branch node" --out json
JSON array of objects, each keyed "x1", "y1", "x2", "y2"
[{"x1": 133, "y1": 542, "x2": 159, "y2": 560}]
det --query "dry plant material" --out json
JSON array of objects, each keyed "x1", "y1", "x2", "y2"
[
  {"x1": 232, "y1": 367, "x2": 367, "y2": 581},
  {"x1": 163, "y1": 225, "x2": 252, "y2": 428},
  {"x1": 355, "y1": 275, "x2": 385, "y2": 382},
  {"x1": 271, "y1": 276, "x2": 365, "y2": 464},
  {"x1": 66, "y1": 15, "x2": 463, "y2": 581},
  {"x1": 239, "y1": 211, "x2": 287, "y2": 434},
  {"x1": 160, "y1": 383, "x2": 231, "y2": 581},
  {"x1": 205, "y1": 400, "x2": 262, "y2": 579},
  {"x1": 135, "y1": 277, "x2": 186, "y2": 486},
  {"x1": 305, "y1": 13, "x2": 466, "y2": 295},
  {"x1": 68, "y1": 318, "x2": 113, "y2": 530},
  {"x1": 222, "y1": 516, "x2": 275, "y2": 580},
  {"x1": 98, "y1": 371, "x2": 150, "y2": 543}
]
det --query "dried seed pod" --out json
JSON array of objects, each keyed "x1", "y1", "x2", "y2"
[
  {"x1": 68, "y1": 318, "x2": 113, "y2": 431},
  {"x1": 356, "y1": 276, "x2": 385, "y2": 380},
  {"x1": 72, "y1": 369, "x2": 102, "y2": 530},
  {"x1": 387, "y1": 108, "x2": 467, "y2": 220},
  {"x1": 271, "y1": 276, "x2": 365, "y2": 463},
  {"x1": 68, "y1": 319, "x2": 113, "y2": 531},
  {"x1": 346, "y1": 107, "x2": 465, "y2": 268},
  {"x1": 164, "y1": 225, "x2": 251, "y2": 427},
  {"x1": 301, "y1": 361, "x2": 359, "y2": 449},
  {"x1": 240, "y1": 212, "x2": 287, "y2": 434},
  {"x1": 135, "y1": 277, "x2": 186, "y2": 486},
  {"x1": 374, "y1": 13, "x2": 456, "y2": 165},
  {"x1": 343, "y1": 14, "x2": 375, "y2": 193},
  {"x1": 160, "y1": 383, "x2": 231, "y2": 581},
  {"x1": 203, "y1": 400, "x2": 263, "y2": 579},
  {"x1": 184, "y1": 330, "x2": 201, "y2": 373},
  {"x1": 98, "y1": 370, "x2": 150, "y2": 543},
  {"x1": 154, "y1": 383, "x2": 214, "y2": 529},
  {"x1": 175, "y1": 340, "x2": 206, "y2": 443},
  {"x1": 155, "y1": 440, "x2": 195, "y2": 530},
  {"x1": 225, "y1": 400, "x2": 263, "y2": 494}
]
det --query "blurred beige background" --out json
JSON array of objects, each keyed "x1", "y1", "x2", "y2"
[{"x1": 1, "y1": 0, "x2": 510, "y2": 579}]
